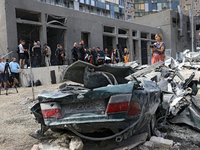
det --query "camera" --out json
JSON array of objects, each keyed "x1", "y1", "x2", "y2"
[{"x1": 150, "y1": 44, "x2": 155, "y2": 48}]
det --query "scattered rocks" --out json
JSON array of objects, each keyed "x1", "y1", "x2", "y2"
[
  {"x1": 31, "y1": 143, "x2": 69, "y2": 150},
  {"x1": 143, "y1": 141, "x2": 154, "y2": 150},
  {"x1": 150, "y1": 136, "x2": 173, "y2": 149},
  {"x1": 52, "y1": 136, "x2": 69, "y2": 148},
  {"x1": 69, "y1": 137, "x2": 84, "y2": 150},
  {"x1": 138, "y1": 145, "x2": 150, "y2": 150}
]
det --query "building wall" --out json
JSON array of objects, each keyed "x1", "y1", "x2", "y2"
[
  {"x1": 2, "y1": 0, "x2": 161, "y2": 65},
  {"x1": 179, "y1": 0, "x2": 200, "y2": 50},
  {"x1": 35, "y1": 0, "x2": 124, "y2": 20},
  {"x1": 130, "y1": 10, "x2": 191, "y2": 58},
  {"x1": 130, "y1": 0, "x2": 179, "y2": 19},
  {"x1": 180, "y1": 0, "x2": 200, "y2": 16},
  {"x1": 124, "y1": 0, "x2": 134, "y2": 20},
  {"x1": 0, "y1": 0, "x2": 8, "y2": 57}
]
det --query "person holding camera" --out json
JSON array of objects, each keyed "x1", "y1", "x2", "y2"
[
  {"x1": 151, "y1": 33, "x2": 166, "y2": 65},
  {"x1": 44, "y1": 44, "x2": 51, "y2": 66}
]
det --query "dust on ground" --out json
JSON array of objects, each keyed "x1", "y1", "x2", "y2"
[{"x1": 1, "y1": 82, "x2": 200, "y2": 150}]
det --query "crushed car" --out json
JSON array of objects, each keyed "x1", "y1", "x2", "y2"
[
  {"x1": 30, "y1": 61, "x2": 161, "y2": 142},
  {"x1": 30, "y1": 60, "x2": 200, "y2": 142}
]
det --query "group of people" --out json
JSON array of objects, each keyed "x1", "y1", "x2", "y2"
[
  {"x1": 19, "y1": 40, "x2": 52, "y2": 68},
  {"x1": 18, "y1": 39, "x2": 68, "y2": 67},
  {"x1": 0, "y1": 57, "x2": 20, "y2": 92},
  {"x1": 71, "y1": 40, "x2": 130, "y2": 65},
  {"x1": 17, "y1": 33, "x2": 165, "y2": 68}
]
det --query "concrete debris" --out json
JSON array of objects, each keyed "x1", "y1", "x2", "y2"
[
  {"x1": 52, "y1": 136, "x2": 69, "y2": 148},
  {"x1": 114, "y1": 133, "x2": 148, "y2": 150},
  {"x1": 31, "y1": 145, "x2": 39, "y2": 150},
  {"x1": 143, "y1": 141, "x2": 154, "y2": 150},
  {"x1": 125, "y1": 61, "x2": 164, "y2": 80},
  {"x1": 31, "y1": 143, "x2": 69, "y2": 150},
  {"x1": 150, "y1": 136, "x2": 173, "y2": 148},
  {"x1": 137, "y1": 145, "x2": 150, "y2": 150},
  {"x1": 172, "y1": 142, "x2": 181, "y2": 149},
  {"x1": 20, "y1": 98, "x2": 30, "y2": 105},
  {"x1": 69, "y1": 137, "x2": 84, "y2": 150}
]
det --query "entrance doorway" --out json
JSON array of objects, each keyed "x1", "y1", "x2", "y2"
[
  {"x1": 141, "y1": 41, "x2": 148, "y2": 64},
  {"x1": 47, "y1": 27, "x2": 65, "y2": 65},
  {"x1": 81, "y1": 32, "x2": 90, "y2": 49},
  {"x1": 118, "y1": 38, "x2": 127, "y2": 51},
  {"x1": 103, "y1": 36, "x2": 113, "y2": 55}
]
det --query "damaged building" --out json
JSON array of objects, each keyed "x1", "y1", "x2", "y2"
[{"x1": 0, "y1": 0, "x2": 193, "y2": 65}]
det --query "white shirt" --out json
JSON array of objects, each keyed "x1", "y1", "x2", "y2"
[
  {"x1": 0, "y1": 62, "x2": 5, "y2": 74},
  {"x1": 19, "y1": 44, "x2": 24, "y2": 53}
]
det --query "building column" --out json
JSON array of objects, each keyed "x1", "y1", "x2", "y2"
[
  {"x1": 115, "y1": 27, "x2": 118, "y2": 46},
  {"x1": 129, "y1": 29, "x2": 133, "y2": 61},
  {"x1": 137, "y1": 31, "x2": 142, "y2": 65},
  {"x1": 40, "y1": 13, "x2": 47, "y2": 47}
]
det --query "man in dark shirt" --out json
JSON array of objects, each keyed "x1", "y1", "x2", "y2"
[
  {"x1": 55, "y1": 44, "x2": 66, "y2": 65},
  {"x1": 96, "y1": 47, "x2": 104, "y2": 57},
  {"x1": 71, "y1": 42, "x2": 78, "y2": 62},
  {"x1": 77, "y1": 40, "x2": 85, "y2": 61},
  {"x1": 91, "y1": 47, "x2": 97, "y2": 65},
  {"x1": 96, "y1": 47, "x2": 105, "y2": 65}
]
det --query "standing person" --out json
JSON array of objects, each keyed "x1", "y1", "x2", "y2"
[
  {"x1": 151, "y1": 33, "x2": 166, "y2": 65},
  {"x1": 0, "y1": 58, "x2": 4, "y2": 90},
  {"x1": 9, "y1": 57, "x2": 21, "y2": 87},
  {"x1": 71, "y1": 42, "x2": 78, "y2": 62},
  {"x1": 111, "y1": 48, "x2": 119, "y2": 64},
  {"x1": 55, "y1": 44, "x2": 66, "y2": 65},
  {"x1": 124, "y1": 48, "x2": 130, "y2": 63},
  {"x1": 2, "y1": 58, "x2": 10, "y2": 91},
  {"x1": 32, "y1": 42, "x2": 38, "y2": 67},
  {"x1": 19, "y1": 40, "x2": 28, "y2": 68},
  {"x1": 104, "y1": 48, "x2": 110, "y2": 58},
  {"x1": 77, "y1": 40, "x2": 85, "y2": 61},
  {"x1": 44, "y1": 44, "x2": 51, "y2": 66},
  {"x1": 91, "y1": 47, "x2": 97, "y2": 65}
]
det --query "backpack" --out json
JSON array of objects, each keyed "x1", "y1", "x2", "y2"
[
  {"x1": 17, "y1": 47, "x2": 20, "y2": 53},
  {"x1": 34, "y1": 80, "x2": 41, "y2": 86}
]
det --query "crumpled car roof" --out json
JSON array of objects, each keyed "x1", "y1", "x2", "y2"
[{"x1": 63, "y1": 61, "x2": 135, "y2": 84}]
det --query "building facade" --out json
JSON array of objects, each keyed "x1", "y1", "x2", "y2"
[
  {"x1": 124, "y1": 0, "x2": 179, "y2": 20},
  {"x1": 34, "y1": 0, "x2": 125, "y2": 20},
  {"x1": 0, "y1": 0, "x2": 163, "y2": 65},
  {"x1": 179, "y1": 0, "x2": 200, "y2": 49}
]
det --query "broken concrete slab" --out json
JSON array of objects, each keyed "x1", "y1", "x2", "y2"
[
  {"x1": 150, "y1": 136, "x2": 173, "y2": 148},
  {"x1": 69, "y1": 137, "x2": 84, "y2": 150},
  {"x1": 125, "y1": 61, "x2": 164, "y2": 80},
  {"x1": 143, "y1": 141, "x2": 154, "y2": 150},
  {"x1": 114, "y1": 133, "x2": 148, "y2": 150}
]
